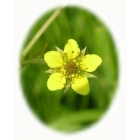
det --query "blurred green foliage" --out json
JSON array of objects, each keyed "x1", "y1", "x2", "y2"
[{"x1": 20, "y1": 6, "x2": 118, "y2": 132}]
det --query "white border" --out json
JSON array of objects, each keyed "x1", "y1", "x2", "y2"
[{"x1": 14, "y1": 0, "x2": 126, "y2": 140}]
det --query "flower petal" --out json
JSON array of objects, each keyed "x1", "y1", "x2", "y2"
[
  {"x1": 47, "y1": 73, "x2": 66, "y2": 91},
  {"x1": 80, "y1": 54, "x2": 102, "y2": 72},
  {"x1": 44, "y1": 51, "x2": 63, "y2": 68},
  {"x1": 64, "y1": 39, "x2": 80, "y2": 59},
  {"x1": 72, "y1": 76, "x2": 89, "y2": 95}
]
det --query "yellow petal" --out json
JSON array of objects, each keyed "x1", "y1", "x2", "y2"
[
  {"x1": 80, "y1": 54, "x2": 102, "y2": 72},
  {"x1": 72, "y1": 76, "x2": 89, "y2": 95},
  {"x1": 44, "y1": 51, "x2": 63, "y2": 68},
  {"x1": 64, "y1": 39, "x2": 80, "y2": 59},
  {"x1": 47, "y1": 73, "x2": 66, "y2": 91}
]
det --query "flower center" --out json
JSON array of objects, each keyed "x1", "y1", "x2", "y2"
[{"x1": 65, "y1": 61, "x2": 78, "y2": 76}]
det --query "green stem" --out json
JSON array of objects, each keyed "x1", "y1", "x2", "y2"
[
  {"x1": 22, "y1": 7, "x2": 64, "y2": 57},
  {"x1": 21, "y1": 59, "x2": 45, "y2": 67}
]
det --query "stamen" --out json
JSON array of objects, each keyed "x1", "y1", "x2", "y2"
[{"x1": 64, "y1": 61, "x2": 78, "y2": 76}]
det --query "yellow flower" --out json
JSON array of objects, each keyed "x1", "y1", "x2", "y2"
[{"x1": 44, "y1": 39, "x2": 102, "y2": 95}]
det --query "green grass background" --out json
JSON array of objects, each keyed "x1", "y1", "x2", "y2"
[{"x1": 20, "y1": 6, "x2": 118, "y2": 132}]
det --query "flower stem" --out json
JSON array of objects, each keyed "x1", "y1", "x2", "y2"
[
  {"x1": 21, "y1": 58, "x2": 45, "y2": 68},
  {"x1": 22, "y1": 7, "x2": 64, "y2": 57}
]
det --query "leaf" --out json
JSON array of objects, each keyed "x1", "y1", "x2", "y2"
[
  {"x1": 81, "y1": 46, "x2": 87, "y2": 56},
  {"x1": 55, "y1": 46, "x2": 63, "y2": 53},
  {"x1": 49, "y1": 109, "x2": 103, "y2": 132}
]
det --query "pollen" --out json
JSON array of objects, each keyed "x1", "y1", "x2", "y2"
[{"x1": 64, "y1": 61, "x2": 78, "y2": 76}]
